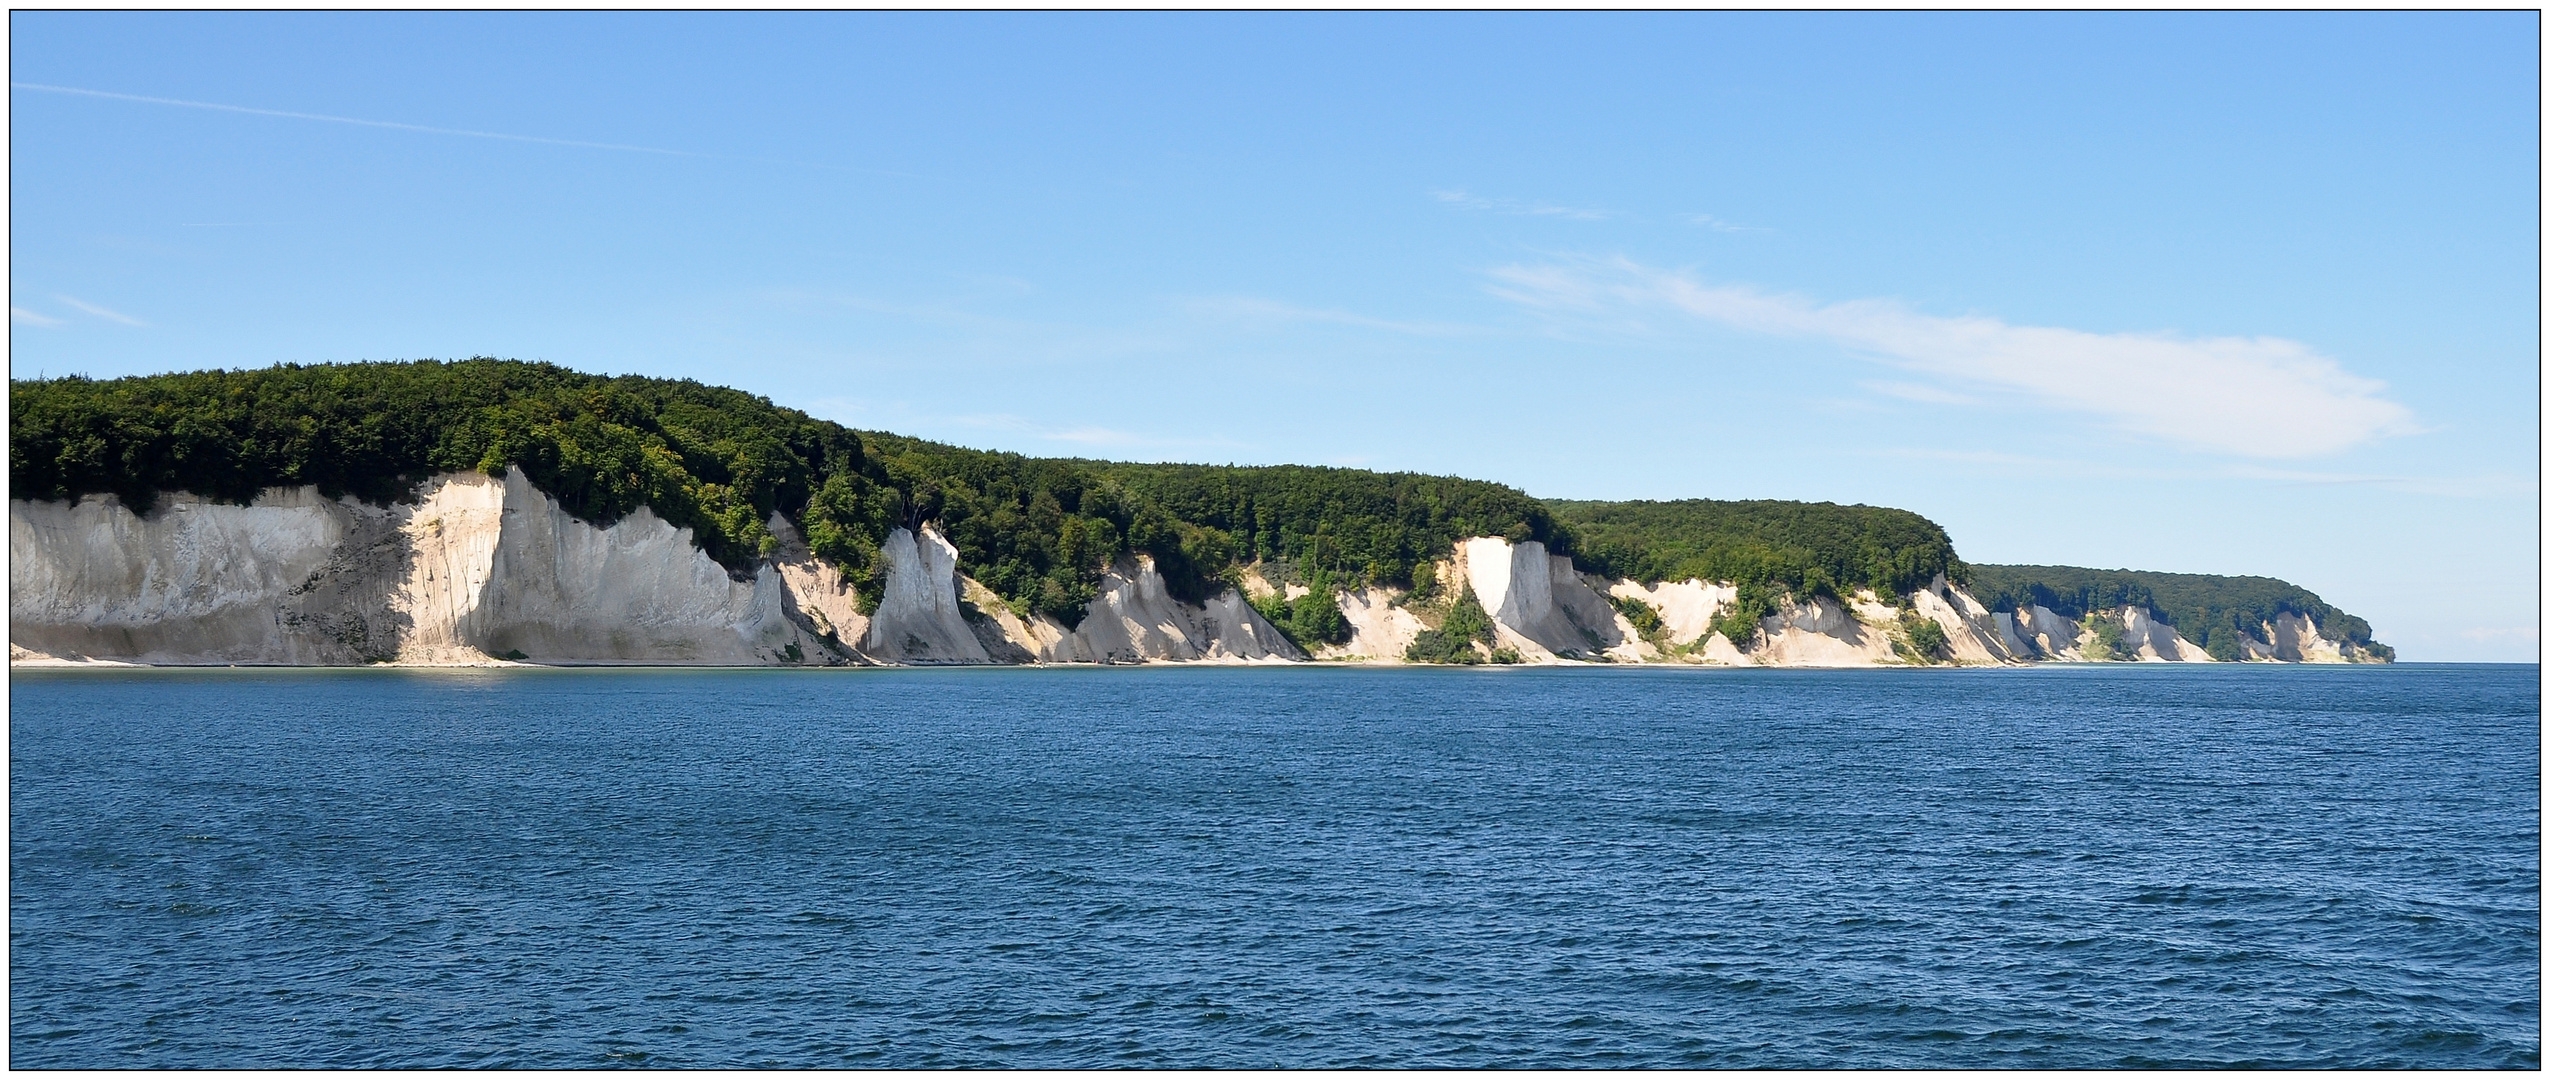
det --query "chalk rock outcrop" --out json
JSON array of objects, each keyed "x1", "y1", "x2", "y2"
[
  {"x1": 9, "y1": 481, "x2": 2385, "y2": 668},
  {"x1": 1990, "y1": 601, "x2": 2380, "y2": 663},
  {"x1": 858, "y1": 526, "x2": 990, "y2": 664},
  {"x1": 2254, "y1": 611, "x2": 2383, "y2": 663},
  {"x1": 10, "y1": 471, "x2": 841, "y2": 666},
  {"x1": 1320, "y1": 587, "x2": 1429, "y2": 661},
  {"x1": 982, "y1": 556, "x2": 1304, "y2": 664},
  {"x1": 9, "y1": 474, "x2": 1292, "y2": 667},
  {"x1": 1452, "y1": 537, "x2": 1644, "y2": 661}
]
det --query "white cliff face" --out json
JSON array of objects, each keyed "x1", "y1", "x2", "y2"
[
  {"x1": 464, "y1": 471, "x2": 811, "y2": 665},
  {"x1": 9, "y1": 490, "x2": 2380, "y2": 668},
  {"x1": 387, "y1": 472, "x2": 510, "y2": 664},
  {"x1": 1046, "y1": 556, "x2": 1303, "y2": 664},
  {"x1": 858, "y1": 526, "x2": 992, "y2": 664},
  {"x1": 1984, "y1": 602, "x2": 2392, "y2": 664},
  {"x1": 2256, "y1": 611, "x2": 2381, "y2": 662},
  {"x1": 2005, "y1": 605, "x2": 2084, "y2": 660},
  {"x1": 1753, "y1": 594, "x2": 1896, "y2": 666},
  {"x1": 1606, "y1": 579, "x2": 1736, "y2": 648},
  {"x1": 1454, "y1": 537, "x2": 1636, "y2": 661},
  {"x1": 2113, "y1": 606, "x2": 2212, "y2": 662},
  {"x1": 961, "y1": 556, "x2": 1302, "y2": 664},
  {"x1": 13, "y1": 471, "x2": 837, "y2": 667},
  {"x1": 1913, "y1": 579, "x2": 2023, "y2": 664},
  {"x1": 11, "y1": 487, "x2": 386, "y2": 664},
  {"x1": 1321, "y1": 587, "x2": 1429, "y2": 661},
  {"x1": 768, "y1": 512, "x2": 872, "y2": 664}
]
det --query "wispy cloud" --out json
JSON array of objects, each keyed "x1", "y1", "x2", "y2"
[
  {"x1": 1184, "y1": 296, "x2": 1481, "y2": 338},
  {"x1": 52, "y1": 295, "x2": 145, "y2": 326},
  {"x1": 2459, "y1": 626, "x2": 2541, "y2": 643},
  {"x1": 13, "y1": 82, "x2": 915, "y2": 177},
  {"x1": 1881, "y1": 447, "x2": 2529, "y2": 499},
  {"x1": 1433, "y1": 189, "x2": 1613, "y2": 221},
  {"x1": 1487, "y1": 257, "x2": 2419, "y2": 460},
  {"x1": 1680, "y1": 212, "x2": 1766, "y2": 233},
  {"x1": 1861, "y1": 380, "x2": 1979, "y2": 406},
  {"x1": 11, "y1": 306, "x2": 63, "y2": 327},
  {"x1": 948, "y1": 412, "x2": 1245, "y2": 453}
]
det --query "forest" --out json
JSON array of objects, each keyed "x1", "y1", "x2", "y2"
[
  {"x1": 10, "y1": 359, "x2": 1570, "y2": 628},
  {"x1": 11, "y1": 359, "x2": 2383, "y2": 659}
]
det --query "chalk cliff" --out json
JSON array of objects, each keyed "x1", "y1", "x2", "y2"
[
  {"x1": 8, "y1": 475, "x2": 2382, "y2": 668},
  {"x1": 10, "y1": 472, "x2": 1303, "y2": 668}
]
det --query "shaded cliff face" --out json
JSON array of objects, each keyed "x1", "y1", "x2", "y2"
[
  {"x1": 10, "y1": 471, "x2": 836, "y2": 667},
  {"x1": 1990, "y1": 602, "x2": 2382, "y2": 663},
  {"x1": 12, "y1": 485, "x2": 411, "y2": 665},
  {"x1": 9, "y1": 474, "x2": 1307, "y2": 668}
]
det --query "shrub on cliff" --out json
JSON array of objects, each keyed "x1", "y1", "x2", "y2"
[
  {"x1": 1405, "y1": 585, "x2": 1496, "y2": 664},
  {"x1": 1248, "y1": 576, "x2": 1350, "y2": 650},
  {"x1": 1900, "y1": 614, "x2": 1951, "y2": 663}
]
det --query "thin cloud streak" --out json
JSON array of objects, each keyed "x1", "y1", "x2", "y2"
[
  {"x1": 1433, "y1": 189, "x2": 1613, "y2": 221},
  {"x1": 1185, "y1": 296, "x2": 1482, "y2": 338},
  {"x1": 13, "y1": 82, "x2": 919, "y2": 177},
  {"x1": 1680, "y1": 212, "x2": 1767, "y2": 233},
  {"x1": 12, "y1": 307, "x2": 63, "y2": 327},
  {"x1": 1489, "y1": 258, "x2": 2419, "y2": 460},
  {"x1": 1861, "y1": 380, "x2": 1979, "y2": 406},
  {"x1": 52, "y1": 295, "x2": 145, "y2": 326},
  {"x1": 1882, "y1": 447, "x2": 2528, "y2": 499}
]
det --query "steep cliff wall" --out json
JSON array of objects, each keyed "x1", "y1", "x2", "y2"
[
  {"x1": 1321, "y1": 587, "x2": 1429, "y2": 661},
  {"x1": 10, "y1": 481, "x2": 2382, "y2": 668},
  {"x1": 1990, "y1": 602, "x2": 2381, "y2": 663},
  {"x1": 857, "y1": 526, "x2": 991, "y2": 664},
  {"x1": 2258, "y1": 611, "x2": 2383, "y2": 662},
  {"x1": 12, "y1": 485, "x2": 402, "y2": 665},
  {"x1": 1454, "y1": 537, "x2": 1643, "y2": 661},
  {"x1": 1026, "y1": 557, "x2": 1304, "y2": 664},
  {"x1": 10, "y1": 471, "x2": 842, "y2": 666},
  {"x1": 10, "y1": 475, "x2": 1304, "y2": 667}
]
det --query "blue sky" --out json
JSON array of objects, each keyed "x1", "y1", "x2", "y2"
[{"x1": 11, "y1": 12, "x2": 2539, "y2": 660}]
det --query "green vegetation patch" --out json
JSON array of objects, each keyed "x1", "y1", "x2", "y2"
[
  {"x1": 10, "y1": 359, "x2": 1564, "y2": 631},
  {"x1": 1898, "y1": 613, "x2": 1951, "y2": 664},
  {"x1": 1405, "y1": 585, "x2": 1497, "y2": 664},
  {"x1": 1248, "y1": 576, "x2": 1351, "y2": 651},
  {"x1": 1084, "y1": 461, "x2": 1563, "y2": 591},
  {"x1": 1549, "y1": 498, "x2": 1965, "y2": 602}
]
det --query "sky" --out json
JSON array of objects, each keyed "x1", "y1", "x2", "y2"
[{"x1": 9, "y1": 11, "x2": 2540, "y2": 661}]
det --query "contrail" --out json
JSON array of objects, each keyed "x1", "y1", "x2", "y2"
[{"x1": 11, "y1": 81, "x2": 920, "y2": 177}]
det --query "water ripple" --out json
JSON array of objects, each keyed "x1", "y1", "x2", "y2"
[{"x1": 9, "y1": 663, "x2": 2539, "y2": 1067}]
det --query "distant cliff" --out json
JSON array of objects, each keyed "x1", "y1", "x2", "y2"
[
  {"x1": 10, "y1": 360, "x2": 2387, "y2": 667},
  {"x1": 1967, "y1": 564, "x2": 2391, "y2": 663}
]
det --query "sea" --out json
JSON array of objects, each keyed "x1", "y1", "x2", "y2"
[{"x1": 8, "y1": 663, "x2": 2538, "y2": 1068}]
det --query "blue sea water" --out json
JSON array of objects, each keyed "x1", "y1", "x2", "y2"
[{"x1": 8, "y1": 663, "x2": 2538, "y2": 1068}]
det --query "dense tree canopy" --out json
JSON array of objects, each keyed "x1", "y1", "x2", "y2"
[
  {"x1": 1548, "y1": 498, "x2": 1966, "y2": 598},
  {"x1": 9, "y1": 360, "x2": 1563, "y2": 630},
  {"x1": 12, "y1": 360, "x2": 2380, "y2": 656}
]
